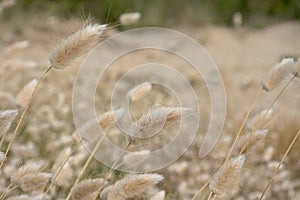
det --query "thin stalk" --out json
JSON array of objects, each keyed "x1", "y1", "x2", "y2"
[
  {"x1": 42, "y1": 143, "x2": 79, "y2": 200},
  {"x1": 91, "y1": 143, "x2": 130, "y2": 200},
  {"x1": 259, "y1": 130, "x2": 300, "y2": 200},
  {"x1": 191, "y1": 181, "x2": 209, "y2": 200},
  {"x1": 0, "y1": 182, "x2": 14, "y2": 200},
  {"x1": 225, "y1": 89, "x2": 261, "y2": 162},
  {"x1": 65, "y1": 135, "x2": 105, "y2": 200},
  {"x1": 262, "y1": 99, "x2": 297, "y2": 129},
  {"x1": 239, "y1": 75, "x2": 295, "y2": 155},
  {"x1": 0, "y1": 66, "x2": 52, "y2": 170},
  {"x1": 207, "y1": 192, "x2": 213, "y2": 200}
]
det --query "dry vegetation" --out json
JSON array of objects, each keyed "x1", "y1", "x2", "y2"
[{"x1": 0, "y1": 10, "x2": 300, "y2": 200}]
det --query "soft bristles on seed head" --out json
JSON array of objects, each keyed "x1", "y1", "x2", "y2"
[
  {"x1": 49, "y1": 23, "x2": 107, "y2": 69},
  {"x1": 209, "y1": 155, "x2": 246, "y2": 196},
  {"x1": 11, "y1": 162, "x2": 43, "y2": 184},
  {"x1": 119, "y1": 12, "x2": 141, "y2": 26},
  {"x1": 294, "y1": 57, "x2": 300, "y2": 77},
  {"x1": 19, "y1": 172, "x2": 52, "y2": 191},
  {"x1": 128, "y1": 82, "x2": 152, "y2": 102},
  {"x1": 150, "y1": 190, "x2": 166, "y2": 200},
  {"x1": 0, "y1": 109, "x2": 18, "y2": 136},
  {"x1": 246, "y1": 109, "x2": 273, "y2": 131},
  {"x1": 4, "y1": 40, "x2": 29, "y2": 56},
  {"x1": 123, "y1": 150, "x2": 151, "y2": 167},
  {"x1": 70, "y1": 178, "x2": 105, "y2": 200},
  {"x1": 261, "y1": 58, "x2": 295, "y2": 91},
  {"x1": 107, "y1": 174, "x2": 164, "y2": 199},
  {"x1": 0, "y1": 151, "x2": 4, "y2": 162},
  {"x1": 15, "y1": 79, "x2": 38, "y2": 109}
]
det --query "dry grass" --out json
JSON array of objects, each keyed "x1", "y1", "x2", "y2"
[{"x1": 0, "y1": 14, "x2": 299, "y2": 200}]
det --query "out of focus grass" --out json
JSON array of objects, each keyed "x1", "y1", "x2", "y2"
[{"x1": 2, "y1": 0, "x2": 300, "y2": 27}]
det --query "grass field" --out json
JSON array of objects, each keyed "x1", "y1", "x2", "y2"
[{"x1": 0, "y1": 10, "x2": 300, "y2": 200}]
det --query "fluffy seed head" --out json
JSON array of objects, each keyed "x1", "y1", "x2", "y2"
[
  {"x1": 11, "y1": 162, "x2": 43, "y2": 184},
  {"x1": 232, "y1": 12, "x2": 242, "y2": 28},
  {"x1": 293, "y1": 57, "x2": 300, "y2": 77},
  {"x1": 15, "y1": 79, "x2": 38, "y2": 109},
  {"x1": 4, "y1": 40, "x2": 29, "y2": 56},
  {"x1": 98, "y1": 108, "x2": 125, "y2": 129},
  {"x1": 19, "y1": 172, "x2": 52, "y2": 191},
  {"x1": 150, "y1": 190, "x2": 166, "y2": 200},
  {"x1": 261, "y1": 58, "x2": 295, "y2": 91},
  {"x1": 246, "y1": 109, "x2": 273, "y2": 131},
  {"x1": 0, "y1": 151, "x2": 4, "y2": 163},
  {"x1": 0, "y1": 109, "x2": 18, "y2": 136},
  {"x1": 209, "y1": 155, "x2": 246, "y2": 196},
  {"x1": 123, "y1": 150, "x2": 151, "y2": 168},
  {"x1": 128, "y1": 82, "x2": 152, "y2": 101},
  {"x1": 238, "y1": 129, "x2": 269, "y2": 153},
  {"x1": 7, "y1": 193, "x2": 50, "y2": 200},
  {"x1": 114, "y1": 174, "x2": 164, "y2": 198},
  {"x1": 119, "y1": 12, "x2": 141, "y2": 25},
  {"x1": 49, "y1": 23, "x2": 107, "y2": 69},
  {"x1": 130, "y1": 105, "x2": 193, "y2": 138},
  {"x1": 70, "y1": 178, "x2": 105, "y2": 200}
]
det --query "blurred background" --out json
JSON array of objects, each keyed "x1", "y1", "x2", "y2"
[
  {"x1": 1, "y1": 1, "x2": 300, "y2": 199},
  {"x1": 1, "y1": 0, "x2": 300, "y2": 27}
]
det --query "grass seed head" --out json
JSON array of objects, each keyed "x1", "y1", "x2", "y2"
[
  {"x1": 119, "y1": 12, "x2": 141, "y2": 25},
  {"x1": 293, "y1": 57, "x2": 300, "y2": 77},
  {"x1": 11, "y1": 162, "x2": 43, "y2": 184},
  {"x1": 150, "y1": 190, "x2": 166, "y2": 200},
  {"x1": 261, "y1": 58, "x2": 295, "y2": 91},
  {"x1": 209, "y1": 155, "x2": 246, "y2": 196},
  {"x1": 19, "y1": 172, "x2": 52, "y2": 191},
  {"x1": 15, "y1": 79, "x2": 38, "y2": 109},
  {"x1": 114, "y1": 174, "x2": 164, "y2": 198},
  {"x1": 49, "y1": 23, "x2": 107, "y2": 69},
  {"x1": 70, "y1": 178, "x2": 105, "y2": 200},
  {"x1": 128, "y1": 82, "x2": 152, "y2": 102},
  {"x1": 0, "y1": 109, "x2": 18, "y2": 136}
]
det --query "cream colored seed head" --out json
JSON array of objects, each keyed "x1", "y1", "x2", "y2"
[
  {"x1": 19, "y1": 172, "x2": 52, "y2": 191},
  {"x1": 49, "y1": 23, "x2": 107, "y2": 69},
  {"x1": 294, "y1": 57, "x2": 300, "y2": 77},
  {"x1": 0, "y1": 109, "x2": 18, "y2": 136},
  {"x1": 15, "y1": 79, "x2": 38, "y2": 109},
  {"x1": 123, "y1": 150, "x2": 150, "y2": 167},
  {"x1": 11, "y1": 162, "x2": 43, "y2": 184},
  {"x1": 261, "y1": 58, "x2": 295, "y2": 91},
  {"x1": 128, "y1": 82, "x2": 152, "y2": 102},
  {"x1": 209, "y1": 155, "x2": 246, "y2": 196},
  {"x1": 114, "y1": 174, "x2": 164, "y2": 198},
  {"x1": 3, "y1": 40, "x2": 29, "y2": 56},
  {"x1": 0, "y1": 151, "x2": 4, "y2": 163},
  {"x1": 150, "y1": 190, "x2": 166, "y2": 200},
  {"x1": 119, "y1": 12, "x2": 141, "y2": 25},
  {"x1": 70, "y1": 178, "x2": 105, "y2": 200},
  {"x1": 246, "y1": 109, "x2": 273, "y2": 131}
]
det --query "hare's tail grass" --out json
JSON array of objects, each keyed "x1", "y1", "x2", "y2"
[{"x1": 0, "y1": 66, "x2": 52, "y2": 170}]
